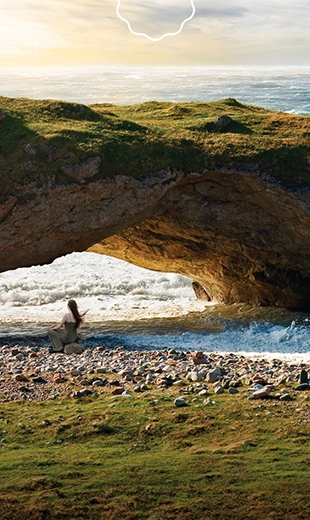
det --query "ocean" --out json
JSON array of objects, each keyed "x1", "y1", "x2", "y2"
[
  {"x1": 1, "y1": 66, "x2": 310, "y2": 359},
  {"x1": 1, "y1": 66, "x2": 310, "y2": 114}
]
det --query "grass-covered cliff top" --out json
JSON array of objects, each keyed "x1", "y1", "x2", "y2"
[
  {"x1": 2, "y1": 382, "x2": 310, "y2": 519},
  {"x1": 0, "y1": 96, "x2": 309, "y2": 203}
]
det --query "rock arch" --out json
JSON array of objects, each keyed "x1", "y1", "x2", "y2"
[{"x1": 1, "y1": 168, "x2": 310, "y2": 310}]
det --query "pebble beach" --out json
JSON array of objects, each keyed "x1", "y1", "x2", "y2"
[{"x1": 1, "y1": 340, "x2": 308, "y2": 403}]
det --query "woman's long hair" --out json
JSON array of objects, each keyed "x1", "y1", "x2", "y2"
[{"x1": 67, "y1": 300, "x2": 86, "y2": 329}]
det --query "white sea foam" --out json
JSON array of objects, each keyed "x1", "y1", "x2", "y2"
[
  {"x1": 0, "y1": 252, "x2": 206, "y2": 326},
  {"x1": 2, "y1": 252, "x2": 309, "y2": 358},
  {"x1": 119, "y1": 321, "x2": 310, "y2": 359}
]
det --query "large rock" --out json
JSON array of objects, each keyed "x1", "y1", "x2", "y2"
[
  {"x1": 206, "y1": 368, "x2": 221, "y2": 384},
  {"x1": 251, "y1": 385, "x2": 274, "y2": 399},
  {"x1": 213, "y1": 114, "x2": 232, "y2": 129},
  {"x1": 1, "y1": 167, "x2": 310, "y2": 309},
  {"x1": 64, "y1": 343, "x2": 84, "y2": 354}
]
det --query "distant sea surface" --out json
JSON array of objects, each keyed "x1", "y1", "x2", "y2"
[
  {"x1": 1, "y1": 66, "x2": 310, "y2": 359},
  {"x1": 1, "y1": 66, "x2": 310, "y2": 114}
]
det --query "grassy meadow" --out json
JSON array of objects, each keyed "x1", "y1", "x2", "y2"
[
  {"x1": 0, "y1": 96, "x2": 309, "y2": 204},
  {"x1": 1, "y1": 383, "x2": 310, "y2": 519}
]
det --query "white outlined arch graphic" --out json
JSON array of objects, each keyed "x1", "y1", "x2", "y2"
[{"x1": 116, "y1": 0, "x2": 196, "y2": 42}]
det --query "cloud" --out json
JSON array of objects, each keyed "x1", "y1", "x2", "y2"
[
  {"x1": 117, "y1": 0, "x2": 194, "y2": 28},
  {"x1": 195, "y1": 6, "x2": 248, "y2": 19},
  {"x1": 0, "y1": 0, "x2": 309, "y2": 66},
  {"x1": 117, "y1": 0, "x2": 196, "y2": 41}
]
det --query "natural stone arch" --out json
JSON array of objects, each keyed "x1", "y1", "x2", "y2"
[{"x1": 1, "y1": 97, "x2": 310, "y2": 310}]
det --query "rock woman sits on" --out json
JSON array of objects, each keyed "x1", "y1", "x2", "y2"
[{"x1": 48, "y1": 299, "x2": 86, "y2": 353}]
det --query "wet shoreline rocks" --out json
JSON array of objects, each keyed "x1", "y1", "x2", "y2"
[{"x1": 0, "y1": 344, "x2": 308, "y2": 403}]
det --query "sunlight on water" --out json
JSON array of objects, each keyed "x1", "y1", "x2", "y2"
[{"x1": 1, "y1": 66, "x2": 310, "y2": 114}]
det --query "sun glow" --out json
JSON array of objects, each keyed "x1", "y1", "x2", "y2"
[{"x1": 0, "y1": 15, "x2": 66, "y2": 57}]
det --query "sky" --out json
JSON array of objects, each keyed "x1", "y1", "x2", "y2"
[{"x1": 0, "y1": 0, "x2": 309, "y2": 67}]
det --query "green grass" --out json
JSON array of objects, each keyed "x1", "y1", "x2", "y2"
[
  {"x1": 0, "y1": 96, "x2": 309, "y2": 204},
  {"x1": 1, "y1": 384, "x2": 310, "y2": 519}
]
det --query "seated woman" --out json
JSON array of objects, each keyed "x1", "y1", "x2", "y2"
[{"x1": 48, "y1": 299, "x2": 85, "y2": 352}]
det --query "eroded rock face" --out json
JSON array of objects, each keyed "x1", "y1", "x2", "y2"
[
  {"x1": 1, "y1": 168, "x2": 310, "y2": 310},
  {"x1": 89, "y1": 170, "x2": 310, "y2": 310},
  {"x1": 0, "y1": 170, "x2": 181, "y2": 271}
]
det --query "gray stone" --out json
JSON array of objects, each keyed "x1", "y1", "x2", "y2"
[
  {"x1": 45, "y1": 365, "x2": 56, "y2": 372},
  {"x1": 118, "y1": 368, "x2": 134, "y2": 377},
  {"x1": 32, "y1": 376, "x2": 47, "y2": 384},
  {"x1": 92, "y1": 380, "x2": 104, "y2": 387},
  {"x1": 203, "y1": 398, "x2": 216, "y2": 406},
  {"x1": 122, "y1": 374, "x2": 133, "y2": 382},
  {"x1": 296, "y1": 383, "x2": 309, "y2": 391},
  {"x1": 279, "y1": 393, "x2": 292, "y2": 401},
  {"x1": 213, "y1": 114, "x2": 233, "y2": 129},
  {"x1": 76, "y1": 388, "x2": 92, "y2": 397},
  {"x1": 24, "y1": 143, "x2": 37, "y2": 155},
  {"x1": 121, "y1": 390, "x2": 133, "y2": 398},
  {"x1": 206, "y1": 368, "x2": 221, "y2": 384},
  {"x1": 299, "y1": 369, "x2": 308, "y2": 384},
  {"x1": 64, "y1": 343, "x2": 84, "y2": 354},
  {"x1": 79, "y1": 379, "x2": 90, "y2": 386},
  {"x1": 214, "y1": 385, "x2": 224, "y2": 395},
  {"x1": 251, "y1": 385, "x2": 274, "y2": 399},
  {"x1": 248, "y1": 384, "x2": 264, "y2": 392},
  {"x1": 173, "y1": 380, "x2": 185, "y2": 386},
  {"x1": 174, "y1": 397, "x2": 187, "y2": 407},
  {"x1": 188, "y1": 371, "x2": 203, "y2": 382},
  {"x1": 228, "y1": 386, "x2": 239, "y2": 394}
]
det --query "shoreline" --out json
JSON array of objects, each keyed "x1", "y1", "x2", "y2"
[
  {"x1": 2, "y1": 331, "x2": 310, "y2": 363},
  {"x1": 1, "y1": 340, "x2": 309, "y2": 403}
]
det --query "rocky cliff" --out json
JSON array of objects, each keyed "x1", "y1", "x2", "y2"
[
  {"x1": 0, "y1": 97, "x2": 309, "y2": 309},
  {"x1": 89, "y1": 169, "x2": 310, "y2": 310}
]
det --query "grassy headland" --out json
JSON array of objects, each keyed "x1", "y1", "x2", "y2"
[
  {"x1": 1, "y1": 379, "x2": 310, "y2": 519},
  {"x1": 0, "y1": 96, "x2": 309, "y2": 204}
]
